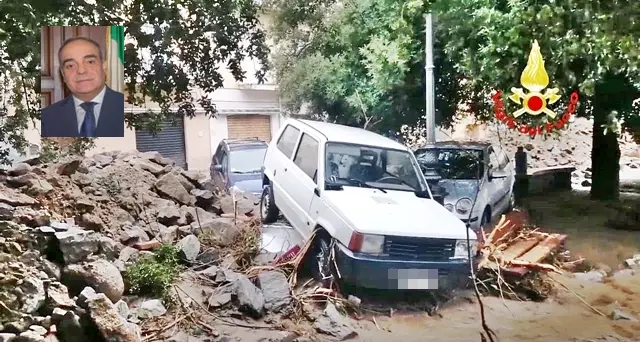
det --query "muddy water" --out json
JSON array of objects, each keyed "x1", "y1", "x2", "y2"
[
  {"x1": 523, "y1": 191, "x2": 640, "y2": 270},
  {"x1": 351, "y1": 273, "x2": 640, "y2": 342}
]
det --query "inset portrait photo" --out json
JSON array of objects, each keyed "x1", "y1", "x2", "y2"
[{"x1": 40, "y1": 26, "x2": 125, "y2": 138}]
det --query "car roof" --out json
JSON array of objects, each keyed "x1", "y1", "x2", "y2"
[
  {"x1": 294, "y1": 119, "x2": 409, "y2": 151},
  {"x1": 415, "y1": 140, "x2": 491, "y2": 151},
  {"x1": 222, "y1": 138, "x2": 268, "y2": 149}
]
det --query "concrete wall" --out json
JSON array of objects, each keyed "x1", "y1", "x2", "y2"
[{"x1": 185, "y1": 113, "x2": 213, "y2": 171}]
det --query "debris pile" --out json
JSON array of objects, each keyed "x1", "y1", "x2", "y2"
[
  {"x1": 0, "y1": 151, "x2": 355, "y2": 342},
  {"x1": 476, "y1": 211, "x2": 568, "y2": 301}
]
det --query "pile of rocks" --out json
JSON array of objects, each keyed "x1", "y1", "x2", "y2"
[
  {"x1": 0, "y1": 151, "x2": 261, "y2": 341},
  {"x1": 442, "y1": 117, "x2": 638, "y2": 169},
  {"x1": 0, "y1": 151, "x2": 358, "y2": 342},
  {"x1": 483, "y1": 118, "x2": 639, "y2": 169}
]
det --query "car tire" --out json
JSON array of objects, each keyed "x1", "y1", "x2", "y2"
[
  {"x1": 260, "y1": 184, "x2": 279, "y2": 224},
  {"x1": 310, "y1": 235, "x2": 337, "y2": 288}
]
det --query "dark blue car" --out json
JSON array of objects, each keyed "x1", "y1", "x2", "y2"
[{"x1": 209, "y1": 138, "x2": 268, "y2": 197}]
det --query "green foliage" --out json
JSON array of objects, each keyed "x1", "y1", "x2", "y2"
[
  {"x1": 0, "y1": 71, "x2": 38, "y2": 165},
  {"x1": 267, "y1": 0, "x2": 480, "y2": 133},
  {"x1": 124, "y1": 244, "x2": 181, "y2": 304},
  {"x1": 39, "y1": 138, "x2": 96, "y2": 163},
  {"x1": 0, "y1": 0, "x2": 269, "y2": 163},
  {"x1": 434, "y1": 0, "x2": 640, "y2": 128}
]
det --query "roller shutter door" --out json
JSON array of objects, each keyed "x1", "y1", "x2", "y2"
[
  {"x1": 227, "y1": 114, "x2": 272, "y2": 142},
  {"x1": 135, "y1": 117, "x2": 187, "y2": 169}
]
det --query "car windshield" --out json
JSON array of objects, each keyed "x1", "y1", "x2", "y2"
[
  {"x1": 229, "y1": 147, "x2": 267, "y2": 174},
  {"x1": 415, "y1": 148, "x2": 483, "y2": 180},
  {"x1": 325, "y1": 142, "x2": 427, "y2": 192}
]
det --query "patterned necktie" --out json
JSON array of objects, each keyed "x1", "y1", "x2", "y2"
[{"x1": 80, "y1": 101, "x2": 97, "y2": 137}]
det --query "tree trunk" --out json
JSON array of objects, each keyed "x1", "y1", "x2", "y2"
[{"x1": 590, "y1": 96, "x2": 621, "y2": 201}]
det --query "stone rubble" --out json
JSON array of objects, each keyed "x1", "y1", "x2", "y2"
[
  {"x1": 0, "y1": 151, "x2": 291, "y2": 342},
  {"x1": 256, "y1": 270, "x2": 292, "y2": 314},
  {"x1": 572, "y1": 250, "x2": 640, "y2": 304},
  {"x1": 313, "y1": 303, "x2": 358, "y2": 341}
]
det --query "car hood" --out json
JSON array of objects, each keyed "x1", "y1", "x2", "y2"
[
  {"x1": 322, "y1": 187, "x2": 476, "y2": 240},
  {"x1": 438, "y1": 179, "x2": 480, "y2": 202}
]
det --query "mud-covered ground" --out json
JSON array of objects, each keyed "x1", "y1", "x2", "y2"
[{"x1": 349, "y1": 272, "x2": 640, "y2": 342}]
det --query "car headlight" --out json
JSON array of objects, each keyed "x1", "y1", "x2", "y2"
[
  {"x1": 444, "y1": 203, "x2": 454, "y2": 212},
  {"x1": 455, "y1": 198, "x2": 473, "y2": 214},
  {"x1": 348, "y1": 232, "x2": 385, "y2": 254},
  {"x1": 360, "y1": 234, "x2": 385, "y2": 254},
  {"x1": 454, "y1": 239, "x2": 478, "y2": 259}
]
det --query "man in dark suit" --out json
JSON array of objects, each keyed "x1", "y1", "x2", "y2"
[{"x1": 41, "y1": 36, "x2": 125, "y2": 138}]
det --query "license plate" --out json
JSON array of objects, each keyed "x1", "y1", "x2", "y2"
[{"x1": 390, "y1": 269, "x2": 439, "y2": 290}]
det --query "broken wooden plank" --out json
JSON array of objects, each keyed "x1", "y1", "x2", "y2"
[
  {"x1": 515, "y1": 234, "x2": 568, "y2": 264},
  {"x1": 498, "y1": 237, "x2": 542, "y2": 262},
  {"x1": 508, "y1": 260, "x2": 561, "y2": 273}
]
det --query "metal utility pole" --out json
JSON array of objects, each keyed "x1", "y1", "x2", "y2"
[{"x1": 424, "y1": 13, "x2": 436, "y2": 143}]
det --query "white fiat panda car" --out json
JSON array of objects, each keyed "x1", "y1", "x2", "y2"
[{"x1": 260, "y1": 119, "x2": 478, "y2": 290}]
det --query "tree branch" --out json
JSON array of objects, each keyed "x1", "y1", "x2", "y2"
[{"x1": 354, "y1": 89, "x2": 380, "y2": 130}]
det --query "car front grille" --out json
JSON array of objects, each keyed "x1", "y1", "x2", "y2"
[{"x1": 384, "y1": 236, "x2": 456, "y2": 261}]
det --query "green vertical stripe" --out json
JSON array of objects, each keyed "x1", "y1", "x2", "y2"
[{"x1": 110, "y1": 26, "x2": 125, "y2": 64}]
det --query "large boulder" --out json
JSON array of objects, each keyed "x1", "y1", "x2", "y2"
[
  {"x1": 154, "y1": 173, "x2": 196, "y2": 206},
  {"x1": 64, "y1": 259, "x2": 125, "y2": 303}
]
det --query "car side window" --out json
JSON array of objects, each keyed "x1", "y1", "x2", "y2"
[
  {"x1": 293, "y1": 133, "x2": 319, "y2": 182},
  {"x1": 277, "y1": 125, "x2": 301, "y2": 159}
]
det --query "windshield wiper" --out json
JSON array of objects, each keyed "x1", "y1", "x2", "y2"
[
  {"x1": 379, "y1": 173, "x2": 417, "y2": 191},
  {"x1": 344, "y1": 178, "x2": 387, "y2": 193}
]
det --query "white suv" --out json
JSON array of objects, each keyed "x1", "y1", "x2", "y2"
[{"x1": 260, "y1": 119, "x2": 478, "y2": 290}]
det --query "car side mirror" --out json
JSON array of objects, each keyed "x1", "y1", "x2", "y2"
[
  {"x1": 489, "y1": 169, "x2": 508, "y2": 181},
  {"x1": 213, "y1": 165, "x2": 223, "y2": 172}
]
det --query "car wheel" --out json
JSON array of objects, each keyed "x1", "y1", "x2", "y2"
[
  {"x1": 260, "y1": 185, "x2": 279, "y2": 224},
  {"x1": 310, "y1": 236, "x2": 336, "y2": 288}
]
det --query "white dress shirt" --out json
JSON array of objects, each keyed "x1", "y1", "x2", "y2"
[{"x1": 73, "y1": 85, "x2": 107, "y2": 133}]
